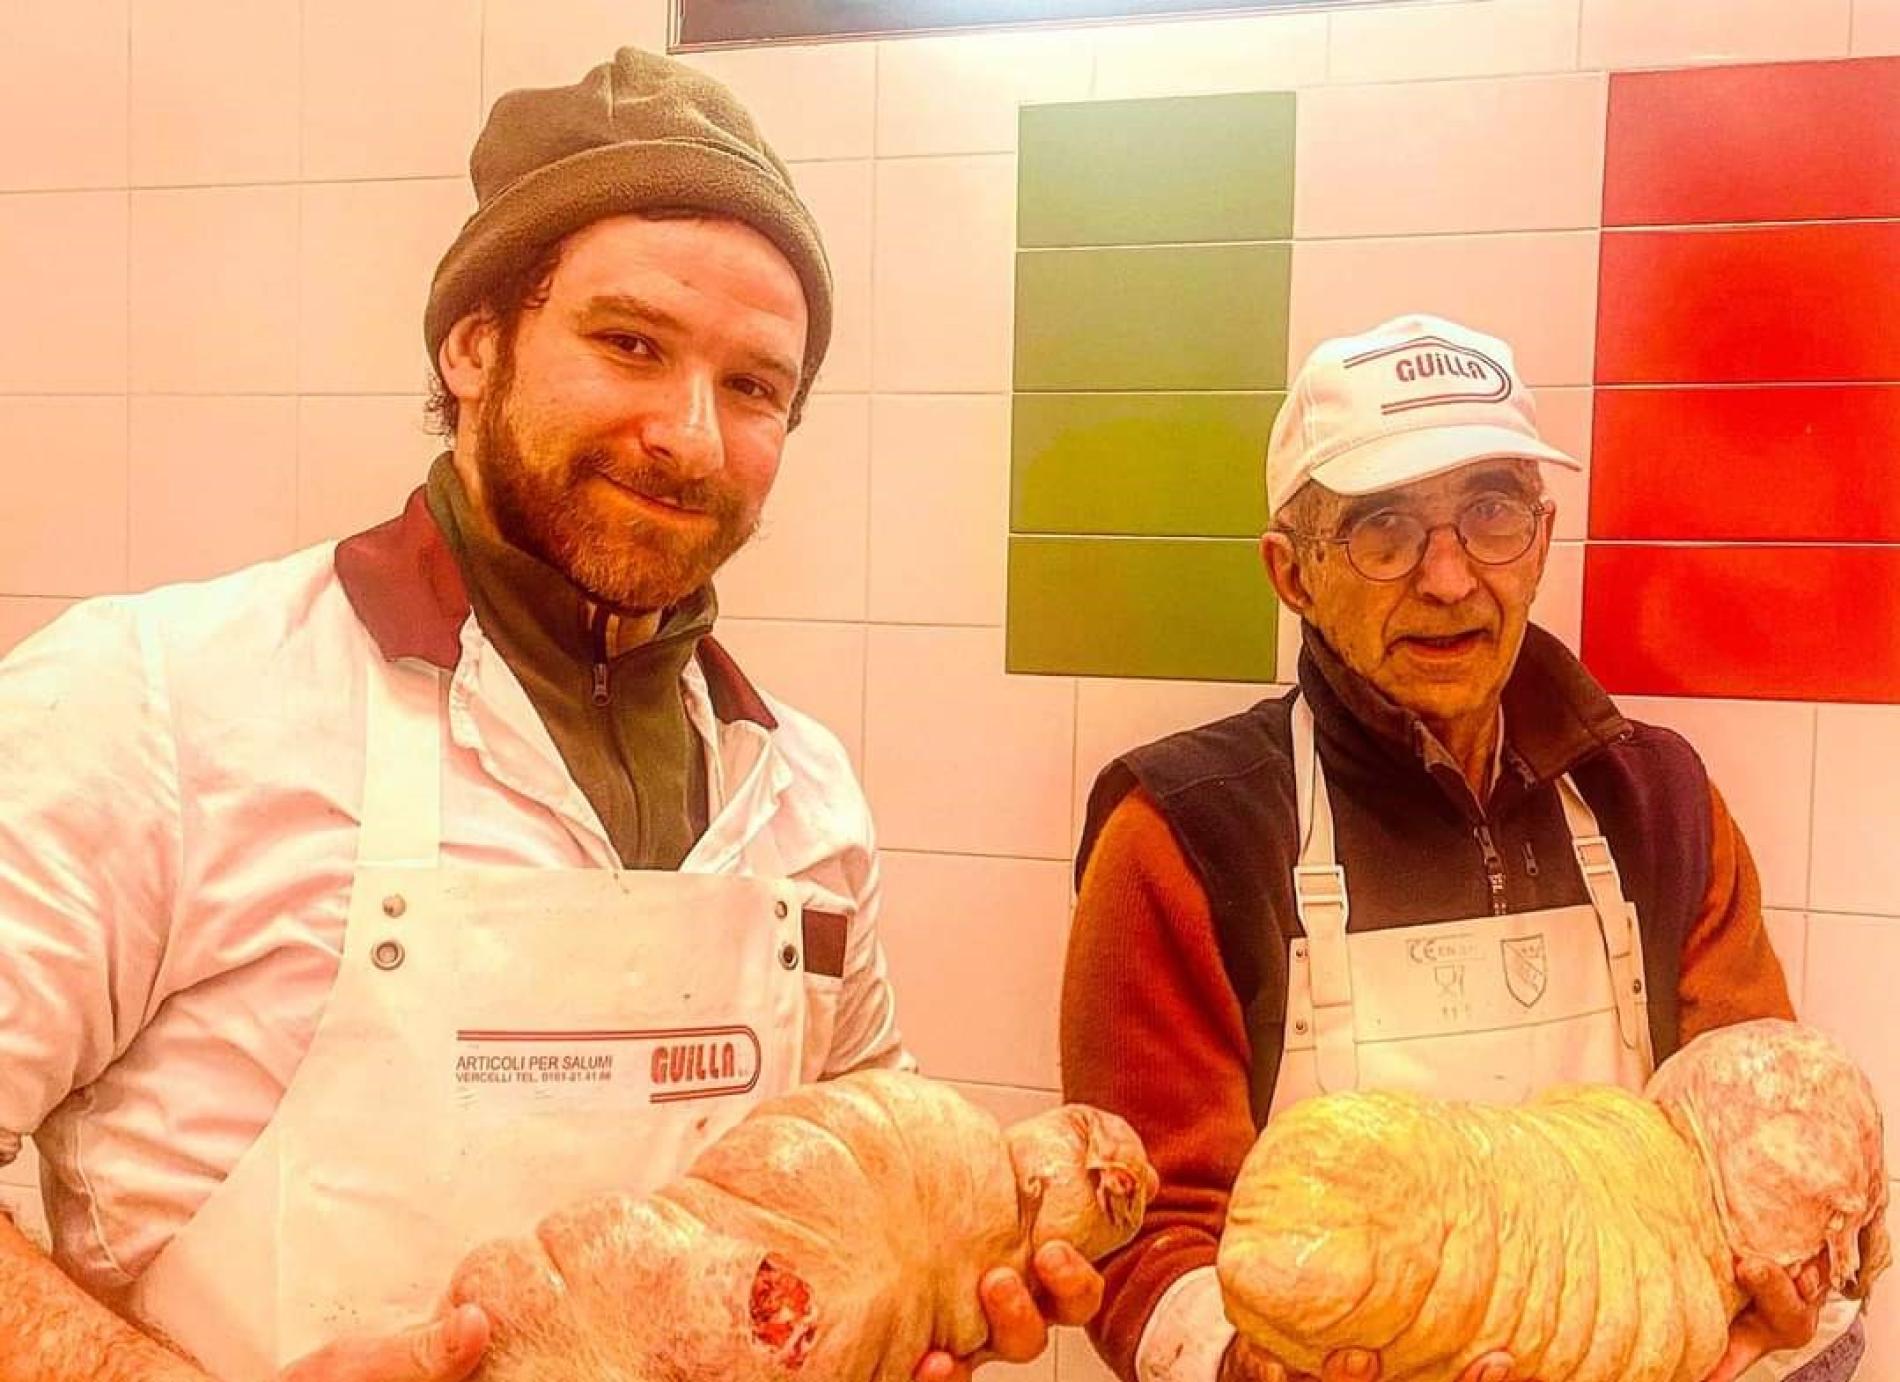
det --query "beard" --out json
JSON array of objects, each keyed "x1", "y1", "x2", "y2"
[{"x1": 471, "y1": 366, "x2": 761, "y2": 613}]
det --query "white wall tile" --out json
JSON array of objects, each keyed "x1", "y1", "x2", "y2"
[
  {"x1": 0, "y1": 398, "x2": 128, "y2": 597},
  {"x1": 1869, "y1": 1281, "x2": 1900, "y2": 1381},
  {"x1": 1294, "y1": 75, "x2": 1606, "y2": 238},
  {"x1": 0, "y1": 1137, "x2": 38, "y2": 1188},
  {"x1": 299, "y1": 179, "x2": 472, "y2": 395},
  {"x1": 302, "y1": 0, "x2": 483, "y2": 182},
  {"x1": 0, "y1": 191, "x2": 127, "y2": 394},
  {"x1": 1073, "y1": 677, "x2": 1271, "y2": 837},
  {"x1": 1802, "y1": 912, "x2": 1900, "y2": 1169},
  {"x1": 0, "y1": 0, "x2": 128, "y2": 190},
  {"x1": 1057, "y1": 1330, "x2": 1121, "y2": 1382},
  {"x1": 1579, "y1": 0, "x2": 1853, "y2": 67},
  {"x1": 1614, "y1": 698, "x2": 1817, "y2": 911},
  {"x1": 1288, "y1": 232, "x2": 1600, "y2": 388},
  {"x1": 0, "y1": 599, "x2": 78, "y2": 658},
  {"x1": 1328, "y1": 0, "x2": 1582, "y2": 84},
  {"x1": 1092, "y1": 12, "x2": 1327, "y2": 98},
  {"x1": 128, "y1": 397, "x2": 300, "y2": 589},
  {"x1": 717, "y1": 395, "x2": 870, "y2": 622},
  {"x1": 1763, "y1": 909, "x2": 1808, "y2": 1013},
  {"x1": 879, "y1": 851, "x2": 1070, "y2": 1088},
  {"x1": 1812, "y1": 705, "x2": 1900, "y2": 916},
  {"x1": 710, "y1": 618, "x2": 867, "y2": 770},
  {"x1": 1530, "y1": 539, "x2": 1583, "y2": 653},
  {"x1": 482, "y1": 0, "x2": 670, "y2": 106},
  {"x1": 1856, "y1": 0, "x2": 1900, "y2": 52},
  {"x1": 1536, "y1": 387, "x2": 1592, "y2": 542},
  {"x1": 877, "y1": 31, "x2": 1092, "y2": 157},
  {"x1": 945, "y1": 1080, "x2": 1058, "y2": 1125},
  {"x1": 129, "y1": 0, "x2": 298, "y2": 187},
  {"x1": 295, "y1": 396, "x2": 437, "y2": 545},
  {"x1": 684, "y1": 45, "x2": 876, "y2": 162},
  {"x1": 868, "y1": 396, "x2": 1009, "y2": 626},
  {"x1": 874, "y1": 155, "x2": 1016, "y2": 393},
  {"x1": 865, "y1": 626, "x2": 1075, "y2": 858},
  {"x1": 130, "y1": 186, "x2": 298, "y2": 394},
  {"x1": 790, "y1": 160, "x2": 872, "y2": 396},
  {"x1": 0, "y1": 1162, "x2": 50, "y2": 1253}
]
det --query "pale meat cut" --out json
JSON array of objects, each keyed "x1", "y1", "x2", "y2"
[
  {"x1": 448, "y1": 1069, "x2": 1157, "y2": 1382},
  {"x1": 1218, "y1": 1019, "x2": 1889, "y2": 1382}
]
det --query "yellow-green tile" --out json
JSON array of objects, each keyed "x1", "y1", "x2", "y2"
[
  {"x1": 1015, "y1": 243, "x2": 1291, "y2": 392},
  {"x1": 1019, "y1": 92, "x2": 1296, "y2": 248},
  {"x1": 1011, "y1": 392, "x2": 1280, "y2": 537},
  {"x1": 1007, "y1": 535, "x2": 1277, "y2": 681}
]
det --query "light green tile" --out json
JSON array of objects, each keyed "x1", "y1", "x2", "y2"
[
  {"x1": 1014, "y1": 243, "x2": 1291, "y2": 392},
  {"x1": 1018, "y1": 92, "x2": 1297, "y2": 248},
  {"x1": 1006, "y1": 536, "x2": 1277, "y2": 681},
  {"x1": 1012, "y1": 392, "x2": 1280, "y2": 538}
]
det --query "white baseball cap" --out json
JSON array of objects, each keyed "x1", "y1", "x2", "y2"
[{"x1": 1265, "y1": 314, "x2": 1579, "y2": 519}]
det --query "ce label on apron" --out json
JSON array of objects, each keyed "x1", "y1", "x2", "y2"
[{"x1": 128, "y1": 655, "x2": 812, "y2": 1380}]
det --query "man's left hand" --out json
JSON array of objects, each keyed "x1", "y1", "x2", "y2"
[
  {"x1": 1701, "y1": 1253, "x2": 1829, "y2": 1382},
  {"x1": 912, "y1": 1241, "x2": 1104, "y2": 1382}
]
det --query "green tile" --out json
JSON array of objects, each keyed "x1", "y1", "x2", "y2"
[
  {"x1": 1006, "y1": 536, "x2": 1278, "y2": 681},
  {"x1": 1015, "y1": 243, "x2": 1291, "y2": 392},
  {"x1": 1018, "y1": 92, "x2": 1297, "y2": 248},
  {"x1": 1012, "y1": 392, "x2": 1281, "y2": 538}
]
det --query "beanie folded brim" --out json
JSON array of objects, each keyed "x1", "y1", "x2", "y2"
[{"x1": 424, "y1": 136, "x2": 833, "y2": 423}]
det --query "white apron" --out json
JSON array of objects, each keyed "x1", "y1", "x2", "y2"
[
  {"x1": 1271, "y1": 697, "x2": 1862, "y2": 1380},
  {"x1": 1270, "y1": 696, "x2": 1654, "y2": 1118},
  {"x1": 125, "y1": 653, "x2": 811, "y2": 1379}
]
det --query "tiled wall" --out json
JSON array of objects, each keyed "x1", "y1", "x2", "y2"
[{"x1": 3, "y1": 1, "x2": 1899, "y2": 1377}]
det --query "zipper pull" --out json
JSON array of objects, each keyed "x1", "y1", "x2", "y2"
[
  {"x1": 1474, "y1": 823, "x2": 1508, "y2": 916},
  {"x1": 1521, "y1": 838, "x2": 1540, "y2": 878},
  {"x1": 589, "y1": 603, "x2": 612, "y2": 707}
]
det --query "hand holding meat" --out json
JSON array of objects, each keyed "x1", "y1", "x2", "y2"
[
  {"x1": 447, "y1": 1070, "x2": 1156, "y2": 1381},
  {"x1": 1217, "y1": 1019, "x2": 1889, "y2": 1382}
]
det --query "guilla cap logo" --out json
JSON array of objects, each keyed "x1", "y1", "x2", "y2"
[{"x1": 1344, "y1": 333, "x2": 1513, "y2": 416}]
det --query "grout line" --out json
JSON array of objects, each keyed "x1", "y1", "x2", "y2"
[
  {"x1": 122, "y1": 0, "x2": 133, "y2": 592},
  {"x1": 1805, "y1": 705, "x2": 1823, "y2": 959}
]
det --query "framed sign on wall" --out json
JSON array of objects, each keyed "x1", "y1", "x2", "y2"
[{"x1": 674, "y1": 0, "x2": 1434, "y2": 50}]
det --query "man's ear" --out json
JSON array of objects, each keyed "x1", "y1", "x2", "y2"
[
  {"x1": 1261, "y1": 530, "x2": 1316, "y2": 617},
  {"x1": 438, "y1": 311, "x2": 501, "y2": 413}
]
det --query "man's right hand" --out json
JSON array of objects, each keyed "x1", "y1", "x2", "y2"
[
  {"x1": 1220, "y1": 1337, "x2": 1539, "y2": 1382},
  {"x1": 279, "y1": 1303, "x2": 490, "y2": 1382}
]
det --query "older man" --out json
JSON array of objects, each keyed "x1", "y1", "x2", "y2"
[
  {"x1": 0, "y1": 49, "x2": 1091, "y2": 1382},
  {"x1": 1061, "y1": 316, "x2": 1857, "y2": 1382}
]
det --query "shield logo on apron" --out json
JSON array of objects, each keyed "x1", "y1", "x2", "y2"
[{"x1": 1501, "y1": 934, "x2": 1548, "y2": 1008}]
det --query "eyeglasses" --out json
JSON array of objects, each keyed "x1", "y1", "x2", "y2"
[{"x1": 1287, "y1": 495, "x2": 1551, "y2": 583}]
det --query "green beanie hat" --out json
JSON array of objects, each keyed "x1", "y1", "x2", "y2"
[{"x1": 424, "y1": 48, "x2": 833, "y2": 424}]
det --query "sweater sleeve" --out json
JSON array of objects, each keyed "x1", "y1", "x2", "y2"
[
  {"x1": 1676, "y1": 782, "x2": 1795, "y2": 1044},
  {"x1": 1061, "y1": 789, "x2": 1257, "y2": 1382}
]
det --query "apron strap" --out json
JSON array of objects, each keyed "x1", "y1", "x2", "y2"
[
  {"x1": 1556, "y1": 775, "x2": 1649, "y2": 1054},
  {"x1": 1290, "y1": 697, "x2": 1358, "y2": 1092},
  {"x1": 357, "y1": 656, "x2": 445, "y2": 870}
]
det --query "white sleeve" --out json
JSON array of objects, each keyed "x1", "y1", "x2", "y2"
[
  {"x1": 1736, "y1": 1298, "x2": 1864, "y2": 1382},
  {"x1": 821, "y1": 819, "x2": 914, "y2": 1076},
  {"x1": 0, "y1": 600, "x2": 180, "y2": 1163},
  {"x1": 1135, "y1": 1265, "x2": 1236, "y2": 1382}
]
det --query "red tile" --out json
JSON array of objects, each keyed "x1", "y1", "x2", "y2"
[
  {"x1": 1582, "y1": 546, "x2": 1900, "y2": 702},
  {"x1": 1596, "y1": 223, "x2": 1900, "y2": 384},
  {"x1": 1590, "y1": 386, "x2": 1900, "y2": 541},
  {"x1": 1604, "y1": 58, "x2": 1900, "y2": 227}
]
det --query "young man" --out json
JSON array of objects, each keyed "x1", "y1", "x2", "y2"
[
  {"x1": 1062, "y1": 316, "x2": 1856, "y2": 1382},
  {"x1": 0, "y1": 49, "x2": 1092, "y2": 1382}
]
